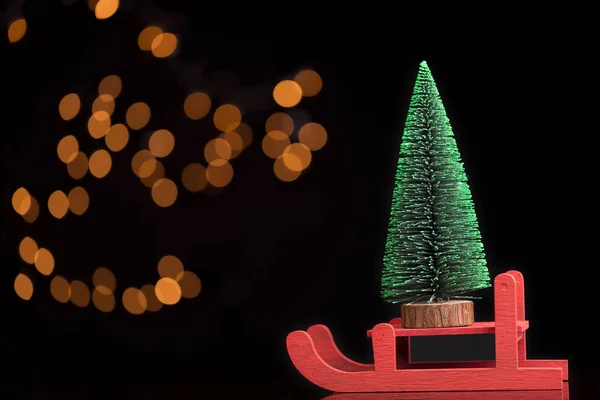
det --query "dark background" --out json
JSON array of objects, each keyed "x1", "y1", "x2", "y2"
[{"x1": 1, "y1": 1, "x2": 598, "y2": 398}]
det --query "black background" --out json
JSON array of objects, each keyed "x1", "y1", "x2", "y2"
[{"x1": 1, "y1": 1, "x2": 598, "y2": 398}]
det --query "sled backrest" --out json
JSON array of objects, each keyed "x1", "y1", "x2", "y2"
[{"x1": 493, "y1": 272, "x2": 520, "y2": 369}]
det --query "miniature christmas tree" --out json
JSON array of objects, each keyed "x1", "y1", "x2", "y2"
[{"x1": 381, "y1": 61, "x2": 490, "y2": 305}]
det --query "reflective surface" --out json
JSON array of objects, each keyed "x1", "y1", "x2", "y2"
[{"x1": 21, "y1": 383, "x2": 583, "y2": 400}]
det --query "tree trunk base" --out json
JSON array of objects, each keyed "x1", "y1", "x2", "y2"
[{"x1": 401, "y1": 300, "x2": 474, "y2": 328}]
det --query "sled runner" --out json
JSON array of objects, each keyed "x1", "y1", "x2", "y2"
[
  {"x1": 286, "y1": 270, "x2": 568, "y2": 392},
  {"x1": 322, "y1": 383, "x2": 569, "y2": 400}
]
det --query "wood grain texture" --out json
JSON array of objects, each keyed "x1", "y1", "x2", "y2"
[
  {"x1": 286, "y1": 270, "x2": 569, "y2": 392},
  {"x1": 401, "y1": 300, "x2": 474, "y2": 328}
]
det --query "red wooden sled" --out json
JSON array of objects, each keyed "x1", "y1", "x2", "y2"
[{"x1": 286, "y1": 270, "x2": 568, "y2": 392}]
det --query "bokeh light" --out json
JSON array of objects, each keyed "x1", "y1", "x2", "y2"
[
  {"x1": 139, "y1": 158, "x2": 158, "y2": 179},
  {"x1": 294, "y1": 69, "x2": 323, "y2": 97},
  {"x1": 184, "y1": 92, "x2": 211, "y2": 120},
  {"x1": 179, "y1": 271, "x2": 201, "y2": 299},
  {"x1": 283, "y1": 143, "x2": 312, "y2": 172},
  {"x1": 122, "y1": 288, "x2": 147, "y2": 315},
  {"x1": 149, "y1": 129, "x2": 175, "y2": 158},
  {"x1": 98, "y1": 75, "x2": 122, "y2": 99},
  {"x1": 88, "y1": 149, "x2": 112, "y2": 178},
  {"x1": 141, "y1": 159, "x2": 165, "y2": 187},
  {"x1": 92, "y1": 94, "x2": 115, "y2": 116},
  {"x1": 94, "y1": 0, "x2": 119, "y2": 20},
  {"x1": 34, "y1": 248, "x2": 55, "y2": 276},
  {"x1": 131, "y1": 150, "x2": 156, "y2": 178},
  {"x1": 8, "y1": 18, "x2": 27, "y2": 43},
  {"x1": 70, "y1": 280, "x2": 91, "y2": 307},
  {"x1": 213, "y1": 104, "x2": 241, "y2": 132},
  {"x1": 266, "y1": 112, "x2": 294, "y2": 135},
  {"x1": 57, "y1": 135, "x2": 79, "y2": 164},
  {"x1": 151, "y1": 178, "x2": 178, "y2": 207},
  {"x1": 219, "y1": 131, "x2": 243, "y2": 159},
  {"x1": 14, "y1": 273, "x2": 33, "y2": 300},
  {"x1": 138, "y1": 26, "x2": 162, "y2": 51},
  {"x1": 88, "y1": 111, "x2": 111, "y2": 139},
  {"x1": 273, "y1": 80, "x2": 302, "y2": 108},
  {"x1": 22, "y1": 196, "x2": 40, "y2": 223},
  {"x1": 67, "y1": 152, "x2": 89, "y2": 180},
  {"x1": 262, "y1": 130, "x2": 290, "y2": 159},
  {"x1": 58, "y1": 93, "x2": 81, "y2": 121},
  {"x1": 151, "y1": 33, "x2": 177, "y2": 58},
  {"x1": 93, "y1": 267, "x2": 116, "y2": 292},
  {"x1": 48, "y1": 190, "x2": 69, "y2": 219},
  {"x1": 126, "y1": 102, "x2": 151, "y2": 130},
  {"x1": 19, "y1": 236, "x2": 38, "y2": 264},
  {"x1": 206, "y1": 159, "x2": 233, "y2": 188},
  {"x1": 158, "y1": 255, "x2": 184, "y2": 280},
  {"x1": 155, "y1": 277, "x2": 181, "y2": 305},
  {"x1": 298, "y1": 122, "x2": 328, "y2": 151},
  {"x1": 67, "y1": 186, "x2": 90, "y2": 216},
  {"x1": 181, "y1": 163, "x2": 208, "y2": 193},
  {"x1": 235, "y1": 122, "x2": 253, "y2": 149},
  {"x1": 92, "y1": 288, "x2": 116, "y2": 312},
  {"x1": 204, "y1": 138, "x2": 232, "y2": 163},
  {"x1": 50, "y1": 276, "x2": 71, "y2": 303},
  {"x1": 12, "y1": 187, "x2": 31, "y2": 216},
  {"x1": 274, "y1": 156, "x2": 301, "y2": 182},
  {"x1": 105, "y1": 123, "x2": 129, "y2": 152},
  {"x1": 141, "y1": 284, "x2": 163, "y2": 312}
]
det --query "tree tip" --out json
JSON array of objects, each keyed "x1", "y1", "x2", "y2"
[{"x1": 420, "y1": 60, "x2": 428, "y2": 67}]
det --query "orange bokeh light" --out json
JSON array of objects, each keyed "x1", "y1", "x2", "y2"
[
  {"x1": 89, "y1": 149, "x2": 112, "y2": 178},
  {"x1": 12, "y1": 187, "x2": 31, "y2": 216},
  {"x1": 149, "y1": 129, "x2": 175, "y2": 158},
  {"x1": 58, "y1": 93, "x2": 81, "y2": 121},
  {"x1": 105, "y1": 123, "x2": 129, "y2": 152},
  {"x1": 206, "y1": 159, "x2": 234, "y2": 188},
  {"x1": 273, "y1": 156, "x2": 301, "y2": 182},
  {"x1": 98, "y1": 75, "x2": 122, "y2": 99},
  {"x1": 213, "y1": 104, "x2": 241, "y2": 132},
  {"x1": 181, "y1": 163, "x2": 208, "y2": 193},
  {"x1": 48, "y1": 190, "x2": 69, "y2": 219},
  {"x1": 57, "y1": 135, "x2": 79, "y2": 164},
  {"x1": 14, "y1": 273, "x2": 33, "y2": 300},
  {"x1": 138, "y1": 26, "x2": 162, "y2": 51},
  {"x1": 151, "y1": 33, "x2": 177, "y2": 58},
  {"x1": 273, "y1": 80, "x2": 303, "y2": 108},
  {"x1": 34, "y1": 248, "x2": 55, "y2": 275},
  {"x1": 266, "y1": 112, "x2": 294, "y2": 135},
  {"x1": 155, "y1": 277, "x2": 181, "y2": 305},
  {"x1": 262, "y1": 130, "x2": 290, "y2": 159},
  {"x1": 67, "y1": 186, "x2": 90, "y2": 216},
  {"x1": 151, "y1": 178, "x2": 178, "y2": 207},
  {"x1": 67, "y1": 152, "x2": 89, "y2": 180},
  {"x1": 88, "y1": 111, "x2": 111, "y2": 139},
  {"x1": 126, "y1": 102, "x2": 151, "y2": 130},
  {"x1": 294, "y1": 69, "x2": 323, "y2": 97},
  {"x1": 8, "y1": 18, "x2": 27, "y2": 43},
  {"x1": 298, "y1": 122, "x2": 328, "y2": 151},
  {"x1": 184, "y1": 92, "x2": 211, "y2": 120},
  {"x1": 19, "y1": 236, "x2": 38, "y2": 264}
]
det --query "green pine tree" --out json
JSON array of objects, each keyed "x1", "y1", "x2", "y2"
[{"x1": 381, "y1": 61, "x2": 490, "y2": 304}]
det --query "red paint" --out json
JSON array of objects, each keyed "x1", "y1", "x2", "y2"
[
  {"x1": 322, "y1": 382, "x2": 570, "y2": 399},
  {"x1": 286, "y1": 270, "x2": 568, "y2": 392}
]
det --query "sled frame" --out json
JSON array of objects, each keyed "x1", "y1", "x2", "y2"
[{"x1": 286, "y1": 270, "x2": 568, "y2": 392}]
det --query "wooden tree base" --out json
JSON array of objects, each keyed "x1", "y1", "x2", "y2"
[{"x1": 401, "y1": 300, "x2": 474, "y2": 328}]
